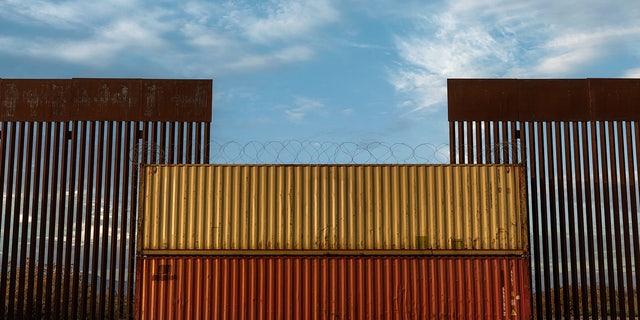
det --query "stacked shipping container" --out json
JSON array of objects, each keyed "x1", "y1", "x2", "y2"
[
  {"x1": 137, "y1": 256, "x2": 530, "y2": 319},
  {"x1": 136, "y1": 165, "x2": 531, "y2": 319}
]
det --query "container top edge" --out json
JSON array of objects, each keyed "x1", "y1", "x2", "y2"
[{"x1": 139, "y1": 163, "x2": 526, "y2": 168}]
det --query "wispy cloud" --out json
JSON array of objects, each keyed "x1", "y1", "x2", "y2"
[
  {"x1": 0, "y1": 0, "x2": 340, "y2": 75},
  {"x1": 534, "y1": 26, "x2": 640, "y2": 76},
  {"x1": 241, "y1": 0, "x2": 339, "y2": 44},
  {"x1": 0, "y1": 0, "x2": 145, "y2": 30},
  {"x1": 52, "y1": 18, "x2": 169, "y2": 65},
  {"x1": 389, "y1": 0, "x2": 640, "y2": 113},
  {"x1": 226, "y1": 46, "x2": 314, "y2": 72},
  {"x1": 181, "y1": 0, "x2": 338, "y2": 74},
  {"x1": 389, "y1": 1, "x2": 529, "y2": 113},
  {"x1": 623, "y1": 68, "x2": 640, "y2": 78},
  {"x1": 0, "y1": 2, "x2": 175, "y2": 67},
  {"x1": 281, "y1": 97, "x2": 327, "y2": 121},
  {"x1": 342, "y1": 108, "x2": 354, "y2": 116}
]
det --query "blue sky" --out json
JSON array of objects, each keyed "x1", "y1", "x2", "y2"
[{"x1": 1, "y1": 0, "x2": 640, "y2": 150}]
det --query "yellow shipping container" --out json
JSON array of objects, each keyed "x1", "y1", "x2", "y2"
[{"x1": 137, "y1": 165, "x2": 527, "y2": 255}]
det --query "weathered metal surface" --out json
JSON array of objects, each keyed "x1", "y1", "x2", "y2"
[
  {"x1": 589, "y1": 78, "x2": 640, "y2": 120},
  {"x1": 448, "y1": 79, "x2": 640, "y2": 319},
  {"x1": 0, "y1": 78, "x2": 212, "y2": 121},
  {"x1": 0, "y1": 79, "x2": 211, "y2": 319},
  {"x1": 135, "y1": 256, "x2": 532, "y2": 320},
  {"x1": 448, "y1": 78, "x2": 640, "y2": 121},
  {"x1": 137, "y1": 164, "x2": 528, "y2": 254}
]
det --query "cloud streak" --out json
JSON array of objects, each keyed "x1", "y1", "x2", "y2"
[
  {"x1": 281, "y1": 97, "x2": 327, "y2": 121},
  {"x1": 226, "y1": 46, "x2": 315, "y2": 73},
  {"x1": 390, "y1": 0, "x2": 640, "y2": 113},
  {"x1": 0, "y1": 0, "x2": 339, "y2": 75},
  {"x1": 241, "y1": 0, "x2": 339, "y2": 43}
]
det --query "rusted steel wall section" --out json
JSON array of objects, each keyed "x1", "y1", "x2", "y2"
[
  {"x1": 137, "y1": 164, "x2": 528, "y2": 254},
  {"x1": 0, "y1": 78, "x2": 212, "y2": 121},
  {"x1": 448, "y1": 78, "x2": 640, "y2": 319},
  {"x1": 135, "y1": 256, "x2": 532, "y2": 320},
  {"x1": 0, "y1": 78, "x2": 212, "y2": 319},
  {"x1": 448, "y1": 78, "x2": 640, "y2": 121}
]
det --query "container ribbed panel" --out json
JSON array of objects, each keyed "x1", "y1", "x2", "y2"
[
  {"x1": 135, "y1": 256, "x2": 531, "y2": 320},
  {"x1": 138, "y1": 165, "x2": 527, "y2": 254}
]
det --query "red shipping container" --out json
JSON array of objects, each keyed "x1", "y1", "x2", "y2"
[{"x1": 136, "y1": 256, "x2": 531, "y2": 319}]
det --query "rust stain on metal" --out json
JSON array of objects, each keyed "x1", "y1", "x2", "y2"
[{"x1": 0, "y1": 78, "x2": 212, "y2": 121}]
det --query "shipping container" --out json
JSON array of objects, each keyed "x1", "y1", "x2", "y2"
[
  {"x1": 138, "y1": 165, "x2": 527, "y2": 255},
  {"x1": 135, "y1": 255, "x2": 531, "y2": 319}
]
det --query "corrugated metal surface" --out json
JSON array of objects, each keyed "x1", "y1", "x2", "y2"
[
  {"x1": 135, "y1": 256, "x2": 531, "y2": 320},
  {"x1": 138, "y1": 165, "x2": 527, "y2": 254}
]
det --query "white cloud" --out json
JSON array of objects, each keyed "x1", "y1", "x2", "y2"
[
  {"x1": 101, "y1": 19, "x2": 167, "y2": 47},
  {"x1": 389, "y1": 0, "x2": 640, "y2": 113},
  {"x1": 0, "y1": 1, "x2": 85, "y2": 27},
  {"x1": 227, "y1": 46, "x2": 314, "y2": 72},
  {"x1": 25, "y1": 20, "x2": 167, "y2": 66},
  {"x1": 0, "y1": 0, "x2": 340, "y2": 75},
  {"x1": 183, "y1": 23, "x2": 234, "y2": 49},
  {"x1": 390, "y1": 71, "x2": 446, "y2": 114},
  {"x1": 54, "y1": 40, "x2": 122, "y2": 64},
  {"x1": 395, "y1": 16, "x2": 515, "y2": 77},
  {"x1": 173, "y1": 0, "x2": 339, "y2": 74},
  {"x1": 0, "y1": 2, "x2": 175, "y2": 67},
  {"x1": 0, "y1": 0, "x2": 139, "y2": 29},
  {"x1": 342, "y1": 108, "x2": 354, "y2": 116},
  {"x1": 282, "y1": 97, "x2": 326, "y2": 121},
  {"x1": 0, "y1": 36, "x2": 20, "y2": 55},
  {"x1": 533, "y1": 26, "x2": 640, "y2": 76},
  {"x1": 241, "y1": 0, "x2": 339, "y2": 43},
  {"x1": 533, "y1": 48, "x2": 600, "y2": 76},
  {"x1": 389, "y1": 2, "x2": 527, "y2": 113},
  {"x1": 623, "y1": 68, "x2": 640, "y2": 78}
]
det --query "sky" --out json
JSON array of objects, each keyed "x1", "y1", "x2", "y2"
[{"x1": 1, "y1": 0, "x2": 640, "y2": 153}]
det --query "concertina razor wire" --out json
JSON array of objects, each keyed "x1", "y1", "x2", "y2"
[
  {"x1": 129, "y1": 140, "x2": 524, "y2": 165},
  {"x1": 209, "y1": 141, "x2": 450, "y2": 164}
]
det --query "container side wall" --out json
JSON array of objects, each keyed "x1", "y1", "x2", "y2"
[
  {"x1": 139, "y1": 164, "x2": 527, "y2": 254},
  {"x1": 136, "y1": 256, "x2": 531, "y2": 320}
]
